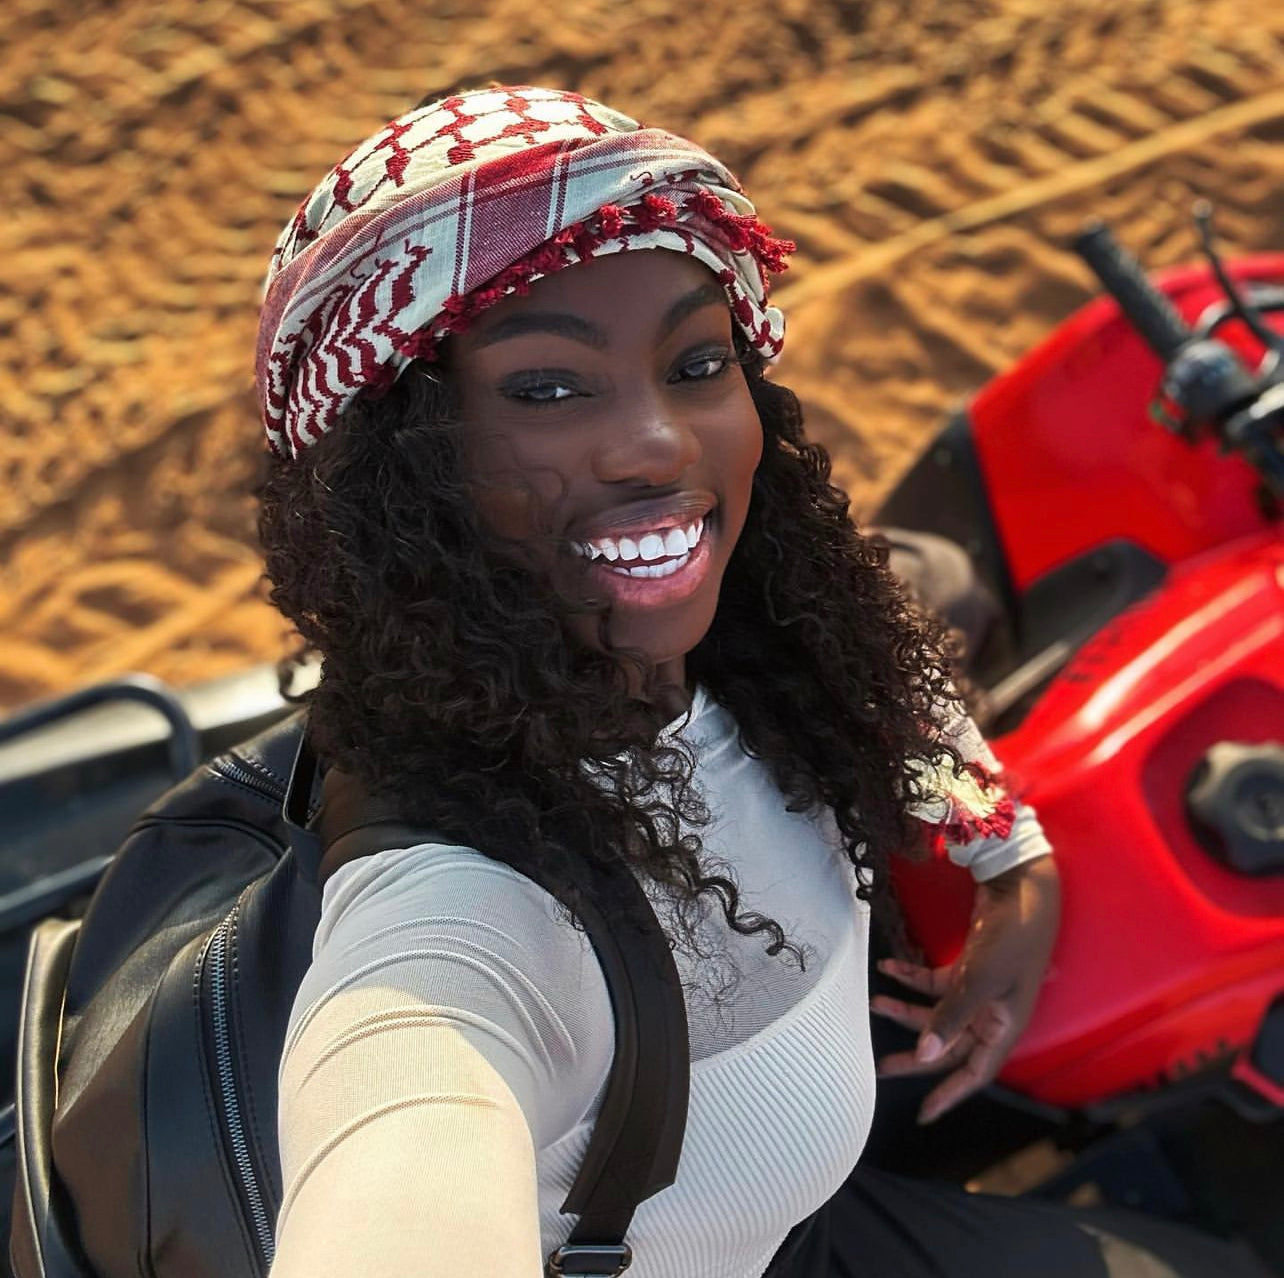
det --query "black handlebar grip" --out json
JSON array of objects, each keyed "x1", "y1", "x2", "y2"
[{"x1": 1073, "y1": 221, "x2": 1194, "y2": 362}]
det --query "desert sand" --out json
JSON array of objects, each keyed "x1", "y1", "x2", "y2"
[{"x1": 2, "y1": 0, "x2": 1283, "y2": 709}]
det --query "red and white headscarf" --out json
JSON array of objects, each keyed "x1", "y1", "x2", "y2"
[{"x1": 256, "y1": 85, "x2": 795, "y2": 460}]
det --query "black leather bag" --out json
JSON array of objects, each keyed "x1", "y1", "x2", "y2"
[{"x1": 10, "y1": 715, "x2": 688, "y2": 1278}]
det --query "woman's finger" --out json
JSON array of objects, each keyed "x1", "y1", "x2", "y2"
[
  {"x1": 916, "y1": 1049, "x2": 997, "y2": 1124},
  {"x1": 916, "y1": 975, "x2": 1001, "y2": 1063},
  {"x1": 916, "y1": 1012, "x2": 1020, "y2": 1122},
  {"x1": 869, "y1": 995, "x2": 933, "y2": 1033},
  {"x1": 877, "y1": 1035, "x2": 973, "y2": 1080},
  {"x1": 876, "y1": 958, "x2": 953, "y2": 998}
]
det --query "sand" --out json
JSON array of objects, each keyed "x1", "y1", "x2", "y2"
[{"x1": 2, "y1": 0, "x2": 1283, "y2": 710}]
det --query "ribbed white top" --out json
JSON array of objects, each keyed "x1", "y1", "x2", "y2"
[{"x1": 275, "y1": 690, "x2": 1049, "y2": 1278}]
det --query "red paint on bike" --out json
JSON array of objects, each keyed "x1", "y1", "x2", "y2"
[
  {"x1": 971, "y1": 255, "x2": 1284, "y2": 592},
  {"x1": 891, "y1": 255, "x2": 1284, "y2": 1111}
]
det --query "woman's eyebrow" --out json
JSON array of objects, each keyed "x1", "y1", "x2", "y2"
[
  {"x1": 657, "y1": 282, "x2": 728, "y2": 339},
  {"x1": 471, "y1": 312, "x2": 607, "y2": 350},
  {"x1": 470, "y1": 282, "x2": 729, "y2": 351}
]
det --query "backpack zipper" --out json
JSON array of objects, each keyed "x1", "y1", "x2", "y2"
[
  {"x1": 212, "y1": 757, "x2": 288, "y2": 806},
  {"x1": 203, "y1": 900, "x2": 276, "y2": 1270}
]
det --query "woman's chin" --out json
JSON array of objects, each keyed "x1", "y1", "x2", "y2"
[{"x1": 562, "y1": 596, "x2": 717, "y2": 691}]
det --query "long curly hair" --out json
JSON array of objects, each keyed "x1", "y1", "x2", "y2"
[{"x1": 258, "y1": 348, "x2": 962, "y2": 963}]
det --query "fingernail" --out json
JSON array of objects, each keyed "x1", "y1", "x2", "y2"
[{"x1": 917, "y1": 1033, "x2": 944, "y2": 1063}]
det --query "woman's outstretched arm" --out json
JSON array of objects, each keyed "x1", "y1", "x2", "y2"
[
  {"x1": 271, "y1": 844, "x2": 614, "y2": 1277},
  {"x1": 273, "y1": 986, "x2": 543, "y2": 1277}
]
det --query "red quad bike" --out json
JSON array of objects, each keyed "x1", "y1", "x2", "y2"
[
  {"x1": 864, "y1": 207, "x2": 1284, "y2": 1269},
  {"x1": 0, "y1": 211, "x2": 1280, "y2": 1269}
]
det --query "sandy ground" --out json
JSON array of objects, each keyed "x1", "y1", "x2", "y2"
[{"x1": 2, "y1": 0, "x2": 1284, "y2": 710}]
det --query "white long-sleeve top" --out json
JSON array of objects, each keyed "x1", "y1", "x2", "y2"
[{"x1": 273, "y1": 689, "x2": 1050, "y2": 1278}]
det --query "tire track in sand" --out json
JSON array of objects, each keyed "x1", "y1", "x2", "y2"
[
  {"x1": 4, "y1": 0, "x2": 1284, "y2": 706},
  {"x1": 775, "y1": 84, "x2": 1284, "y2": 312}
]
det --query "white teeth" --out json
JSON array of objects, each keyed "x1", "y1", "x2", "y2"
[
  {"x1": 616, "y1": 553, "x2": 690, "y2": 578},
  {"x1": 638, "y1": 533, "x2": 666, "y2": 560},
  {"x1": 576, "y1": 514, "x2": 710, "y2": 566}
]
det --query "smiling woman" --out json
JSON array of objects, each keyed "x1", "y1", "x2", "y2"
[
  {"x1": 453, "y1": 252, "x2": 762, "y2": 683},
  {"x1": 249, "y1": 86, "x2": 1265, "y2": 1278}
]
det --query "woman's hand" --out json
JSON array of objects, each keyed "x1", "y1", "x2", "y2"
[{"x1": 871, "y1": 855, "x2": 1061, "y2": 1124}]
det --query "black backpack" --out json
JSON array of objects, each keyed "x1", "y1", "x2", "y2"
[{"x1": 10, "y1": 714, "x2": 688, "y2": 1278}]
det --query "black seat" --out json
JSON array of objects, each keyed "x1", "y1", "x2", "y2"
[{"x1": 876, "y1": 528, "x2": 1000, "y2": 667}]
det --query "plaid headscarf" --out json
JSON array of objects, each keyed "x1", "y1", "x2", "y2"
[{"x1": 256, "y1": 85, "x2": 794, "y2": 459}]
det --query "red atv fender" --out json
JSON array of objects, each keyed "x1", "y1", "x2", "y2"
[{"x1": 890, "y1": 255, "x2": 1284, "y2": 1111}]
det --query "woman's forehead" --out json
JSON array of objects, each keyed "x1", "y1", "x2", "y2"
[{"x1": 468, "y1": 251, "x2": 727, "y2": 337}]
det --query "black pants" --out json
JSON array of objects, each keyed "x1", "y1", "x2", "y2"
[{"x1": 763, "y1": 1165, "x2": 1271, "y2": 1277}]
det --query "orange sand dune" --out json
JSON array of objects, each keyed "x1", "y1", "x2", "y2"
[{"x1": 3, "y1": 0, "x2": 1283, "y2": 709}]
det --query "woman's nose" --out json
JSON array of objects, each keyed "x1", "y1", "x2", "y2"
[{"x1": 590, "y1": 399, "x2": 703, "y2": 487}]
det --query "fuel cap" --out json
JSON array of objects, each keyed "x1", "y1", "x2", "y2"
[{"x1": 1186, "y1": 741, "x2": 1284, "y2": 875}]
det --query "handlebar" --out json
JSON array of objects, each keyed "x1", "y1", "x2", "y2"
[
  {"x1": 1073, "y1": 221, "x2": 1194, "y2": 362},
  {"x1": 1072, "y1": 214, "x2": 1284, "y2": 497}
]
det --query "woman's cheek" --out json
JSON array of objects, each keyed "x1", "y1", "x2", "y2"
[
  {"x1": 467, "y1": 475, "x2": 541, "y2": 541},
  {"x1": 728, "y1": 417, "x2": 765, "y2": 527}
]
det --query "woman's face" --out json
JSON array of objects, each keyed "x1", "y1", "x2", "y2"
[{"x1": 452, "y1": 250, "x2": 763, "y2": 690}]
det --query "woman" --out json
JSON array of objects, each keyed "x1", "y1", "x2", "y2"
[{"x1": 255, "y1": 86, "x2": 1264, "y2": 1277}]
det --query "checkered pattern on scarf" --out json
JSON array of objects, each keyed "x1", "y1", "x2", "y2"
[{"x1": 256, "y1": 86, "x2": 794, "y2": 459}]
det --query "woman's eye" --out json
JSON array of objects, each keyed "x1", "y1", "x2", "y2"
[
  {"x1": 506, "y1": 380, "x2": 578, "y2": 404},
  {"x1": 676, "y1": 353, "x2": 730, "y2": 382}
]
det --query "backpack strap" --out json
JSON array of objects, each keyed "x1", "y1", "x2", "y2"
[
  {"x1": 12, "y1": 918, "x2": 92, "y2": 1278},
  {"x1": 550, "y1": 858, "x2": 689, "y2": 1277},
  {"x1": 283, "y1": 735, "x2": 689, "y2": 1278}
]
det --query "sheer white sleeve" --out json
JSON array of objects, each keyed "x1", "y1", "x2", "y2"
[
  {"x1": 271, "y1": 845, "x2": 614, "y2": 1277},
  {"x1": 908, "y1": 697, "x2": 1053, "y2": 883}
]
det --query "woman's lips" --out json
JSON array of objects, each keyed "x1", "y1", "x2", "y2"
[
  {"x1": 581, "y1": 518, "x2": 714, "y2": 607},
  {"x1": 569, "y1": 491, "x2": 717, "y2": 544}
]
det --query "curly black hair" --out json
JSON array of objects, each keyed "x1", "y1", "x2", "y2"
[{"x1": 258, "y1": 348, "x2": 962, "y2": 963}]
